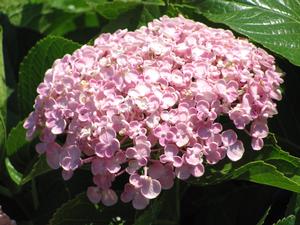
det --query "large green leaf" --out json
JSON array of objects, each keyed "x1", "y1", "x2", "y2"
[
  {"x1": 0, "y1": 26, "x2": 7, "y2": 118},
  {"x1": 0, "y1": 112, "x2": 6, "y2": 162},
  {"x1": 21, "y1": 155, "x2": 51, "y2": 185},
  {"x1": 138, "y1": 5, "x2": 162, "y2": 27},
  {"x1": 191, "y1": 136, "x2": 300, "y2": 193},
  {"x1": 195, "y1": 0, "x2": 300, "y2": 66},
  {"x1": 86, "y1": 0, "x2": 140, "y2": 20},
  {"x1": 230, "y1": 161, "x2": 300, "y2": 193},
  {"x1": 5, "y1": 157, "x2": 22, "y2": 185},
  {"x1": 49, "y1": 192, "x2": 134, "y2": 225},
  {"x1": 274, "y1": 215, "x2": 296, "y2": 225},
  {"x1": 33, "y1": 0, "x2": 91, "y2": 13},
  {"x1": 86, "y1": 0, "x2": 164, "y2": 20},
  {"x1": 18, "y1": 36, "x2": 81, "y2": 116},
  {"x1": 1, "y1": 0, "x2": 101, "y2": 37},
  {"x1": 101, "y1": 5, "x2": 142, "y2": 33},
  {"x1": 1, "y1": 0, "x2": 78, "y2": 34},
  {"x1": 5, "y1": 120, "x2": 27, "y2": 157}
]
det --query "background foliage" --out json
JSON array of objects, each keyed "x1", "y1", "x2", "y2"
[{"x1": 1, "y1": 0, "x2": 300, "y2": 224}]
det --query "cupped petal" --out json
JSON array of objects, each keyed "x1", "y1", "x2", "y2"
[
  {"x1": 227, "y1": 140, "x2": 245, "y2": 161},
  {"x1": 91, "y1": 158, "x2": 106, "y2": 175},
  {"x1": 173, "y1": 156, "x2": 183, "y2": 167},
  {"x1": 250, "y1": 120, "x2": 269, "y2": 139},
  {"x1": 164, "y1": 144, "x2": 179, "y2": 156},
  {"x1": 175, "y1": 164, "x2": 191, "y2": 180},
  {"x1": 198, "y1": 126, "x2": 211, "y2": 140},
  {"x1": 105, "y1": 138, "x2": 120, "y2": 158},
  {"x1": 176, "y1": 135, "x2": 189, "y2": 147},
  {"x1": 46, "y1": 143, "x2": 61, "y2": 169},
  {"x1": 129, "y1": 174, "x2": 143, "y2": 188},
  {"x1": 87, "y1": 186, "x2": 101, "y2": 204},
  {"x1": 221, "y1": 129, "x2": 237, "y2": 146},
  {"x1": 140, "y1": 176, "x2": 161, "y2": 199},
  {"x1": 126, "y1": 147, "x2": 137, "y2": 158},
  {"x1": 148, "y1": 163, "x2": 165, "y2": 179},
  {"x1": 101, "y1": 189, "x2": 118, "y2": 206},
  {"x1": 36, "y1": 143, "x2": 47, "y2": 154},
  {"x1": 121, "y1": 184, "x2": 136, "y2": 203},
  {"x1": 51, "y1": 119, "x2": 66, "y2": 135},
  {"x1": 106, "y1": 159, "x2": 121, "y2": 174},
  {"x1": 251, "y1": 137, "x2": 264, "y2": 151},
  {"x1": 190, "y1": 164, "x2": 204, "y2": 177},
  {"x1": 99, "y1": 128, "x2": 116, "y2": 143},
  {"x1": 132, "y1": 192, "x2": 149, "y2": 210}
]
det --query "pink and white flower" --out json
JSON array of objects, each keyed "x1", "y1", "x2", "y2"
[{"x1": 23, "y1": 15, "x2": 283, "y2": 209}]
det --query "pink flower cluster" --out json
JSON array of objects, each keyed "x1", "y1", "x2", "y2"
[{"x1": 24, "y1": 16, "x2": 283, "y2": 209}]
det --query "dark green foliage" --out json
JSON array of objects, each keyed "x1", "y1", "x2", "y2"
[{"x1": 18, "y1": 36, "x2": 80, "y2": 116}]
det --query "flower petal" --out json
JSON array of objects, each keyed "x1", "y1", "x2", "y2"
[
  {"x1": 227, "y1": 140, "x2": 245, "y2": 161},
  {"x1": 140, "y1": 176, "x2": 161, "y2": 199},
  {"x1": 101, "y1": 189, "x2": 118, "y2": 206},
  {"x1": 221, "y1": 129, "x2": 237, "y2": 146},
  {"x1": 87, "y1": 186, "x2": 101, "y2": 204}
]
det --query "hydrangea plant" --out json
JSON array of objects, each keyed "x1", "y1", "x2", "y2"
[{"x1": 24, "y1": 16, "x2": 283, "y2": 209}]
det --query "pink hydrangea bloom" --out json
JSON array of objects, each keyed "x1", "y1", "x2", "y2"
[{"x1": 24, "y1": 15, "x2": 283, "y2": 209}]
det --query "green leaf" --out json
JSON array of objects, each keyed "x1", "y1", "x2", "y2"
[
  {"x1": 86, "y1": 0, "x2": 165, "y2": 20},
  {"x1": 286, "y1": 194, "x2": 300, "y2": 216},
  {"x1": 0, "y1": 112, "x2": 6, "y2": 164},
  {"x1": 5, "y1": 120, "x2": 27, "y2": 157},
  {"x1": 18, "y1": 36, "x2": 81, "y2": 116},
  {"x1": 49, "y1": 192, "x2": 134, "y2": 225},
  {"x1": 256, "y1": 206, "x2": 271, "y2": 225},
  {"x1": 0, "y1": 0, "x2": 105, "y2": 43},
  {"x1": 133, "y1": 192, "x2": 166, "y2": 225},
  {"x1": 195, "y1": 0, "x2": 300, "y2": 66},
  {"x1": 274, "y1": 215, "x2": 296, "y2": 225},
  {"x1": 0, "y1": 26, "x2": 7, "y2": 117},
  {"x1": 21, "y1": 155, "x2": 51, "y2": 185},
  {"x1": 5, "y1": 157, "x2": 23, "y2": 185},
  {"x1": 34, "y1": 0, "x2": 91, "y2": 13},
  {"x1": 191, "y1": 135, "x2": 300, "y2": 193},
  {"x1": 285, "y1": 193, "x2": 300, "y2": 225},
  {"x1": 232, "y1": 161, "x2": 300, "y2": 193},
  {"x1": 101, "y1": 6, "x2": 142, "y2": 33},
  {"x1": 138, "y1": 5, "x2": 162, "y2": 27},
  {"x1": 86, "y1": 0, "x2": 140, "y2": 20},
  {"x1": 165, "y1": 3, "x2": 198, "y2": 18},
  {"x1": 0, "y1": 0, "x2": 85, "y2": 35},
  {"x1": 0, "y1": 112, "x2": 5, "y2": 150}
]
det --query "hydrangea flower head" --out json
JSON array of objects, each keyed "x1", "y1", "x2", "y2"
[{"x1": 24, "y1": 15, "x2": 283, "y2": 209}]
